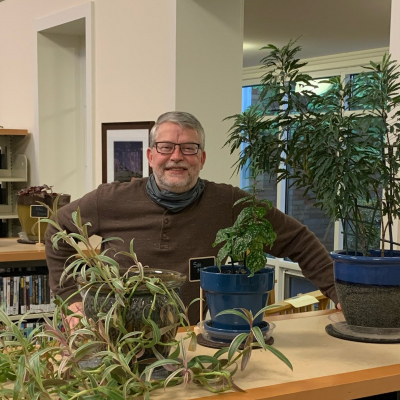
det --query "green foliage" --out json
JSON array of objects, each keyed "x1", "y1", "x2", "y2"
[
  {"x1": 215, "y1": 306, "x2": 293, "y2": 372},
  {"x1": 286, "y1": 53, "x2": 400, "y2": 255},
  {"x1": 213, "y1": 170, "x2": 277, "y2": 276},
  {"x1": 0, "y1": 199, "x2": 291, "y2": 399},
  {"x1": 225, "y1": 39, "x2": 400, "y2": 256},
  {"x1": 223, "y1": 106, "x2": 284, "y2": 177}
]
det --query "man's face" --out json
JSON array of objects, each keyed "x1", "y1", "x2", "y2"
[{"x1": 147, "y1": 122, "x2": 206, "y2": 193}]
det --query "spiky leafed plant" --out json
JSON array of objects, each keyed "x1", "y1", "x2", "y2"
[
  {"x1": 224, "y1": 39, "x2": 400, "y2": 256},
  {"x1": 0, "y1": 199, "x2": 292, "y2": 399},
  {"x1": 285, "y1": 54, "x2": 400, "y2": 256}
]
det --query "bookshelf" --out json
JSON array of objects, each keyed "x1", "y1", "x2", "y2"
[
  {"x1": 0, "y1": 129, "x2": 29, "y2": 237},
  {"x1": 0, "y1": 237, "x2": 101, "y2": 322},
  {"x1": 0, "y1": 238, "x2": 53, "y2": 321},
  {"x1": 8, "y1": 312, "x2": 53, "y2": 322}
]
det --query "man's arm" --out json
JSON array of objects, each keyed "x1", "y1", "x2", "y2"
[
  {"x1": 45, "y1": 188, "x2": 101, "y2": 306},
  {"x1": 265, "y1": 206, "x2": 338, "y2": 304},
  {"x1": 232, "y1": 187, "x2": 337, "y2": 304}
]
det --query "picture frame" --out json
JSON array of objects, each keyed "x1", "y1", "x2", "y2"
[{"x1": 101, "y1": 121, "x2": 154, "y2": 183}]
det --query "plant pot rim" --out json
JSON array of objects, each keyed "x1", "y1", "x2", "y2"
[
  {"x1": 17, "y1": 193, "x2": 71, "y2": 206},
  {"x1": 200, "y1": 265, "x2": 274, "y2": 295},
  {"x1": 200, "y1": 265, "x2": 274, "y2": 276},
  {"x1": 77, "y1": 268, "x2": 186, "y2": 293},
  {"x1": 331, "y1": 250, "x2": 400, "y2": 263}
]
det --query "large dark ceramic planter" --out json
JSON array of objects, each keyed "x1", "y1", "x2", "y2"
[
  {"x1": 331, "y1": 250, "x2": 400, "y2": 328},
  {"x1": 79, "y1": 269, "x2": 186, "y2": 360},
  {"x1": 200, "y1": 265, "x2": 274, "y2": 330}
]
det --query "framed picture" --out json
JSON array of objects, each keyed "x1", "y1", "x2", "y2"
[{"x1": 102, "y1": 121, "x2": 154, "y2": 183}]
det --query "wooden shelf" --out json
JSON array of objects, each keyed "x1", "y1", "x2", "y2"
[
  {"x1": 0, "y1": 177, "x2": 27, "y2": 182},
  {"x1": 0, "y1": 154, "x2": 28, "y2": 181},
  {"x1": 0, "y1": 129, "x2": 28, "y2": 136},
  {"x1": 8, "y1": 312, "x2": 53, "y2": 321},
  {"x1": 0, "y1": 212, "x2": 18, "y2": 219}
]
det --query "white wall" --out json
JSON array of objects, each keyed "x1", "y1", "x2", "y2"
[
  {"x1": 37, "y1": 32, "x2": 86, "y2": 200},
  {"x1": 175, "y1": 0, "x2": 243, "y2": 186},
  {"x1": 0, "y1": 0, "x2": 243, "y2": 193},
  {"x1": 0, "y1": 0, "x2": 178, "y2": 197}
]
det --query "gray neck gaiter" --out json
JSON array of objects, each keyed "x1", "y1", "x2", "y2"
[{"x1": 146, "y1": 174, "x2": 205, "y2": 213}]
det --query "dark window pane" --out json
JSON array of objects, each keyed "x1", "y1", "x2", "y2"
[
  {"x1": 242, "y1": 85, "x2": 279, "y2": 115},
  {"x1": 293, "y1": 76, "x2": 340, "y2": 113},
  {"x1": 342, "y1": 196, "x2": 381, "y2": 253},
  {"x1": 347, "y1": 73, "x2": 374, "y2": 111},
  {"x1": 248, "y1": 173, "x2": 277, "y2": 208},
  {"x1": 284, "y1": 274, "x2": 319, "y2": 299},
  {"x1": 286, "y1": 179, "x2": 334, "y2": 252}
]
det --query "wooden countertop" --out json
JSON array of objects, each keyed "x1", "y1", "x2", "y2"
[
  {"x1": 0, "y1": 238, "x2": 46, "y2": 261},
  {"x1": 161, "y1": 310, "x2": 400, "y2": 400},
  {"x1": 0, "y1": 237, "x2": 102, "y2": 262}
]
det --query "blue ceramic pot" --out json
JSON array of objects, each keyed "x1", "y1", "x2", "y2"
[
  {"x1": 331, "y1": 250, "x2": 400, "y2": 328},
  {"x1": 200, "y1": 265, "x2": 274, "y2": 330}
]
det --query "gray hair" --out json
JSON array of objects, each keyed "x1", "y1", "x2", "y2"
[{"x1": 150, "y1": 111, "x2": 205, "y2": 150}]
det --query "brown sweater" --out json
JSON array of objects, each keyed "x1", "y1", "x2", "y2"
[{"x1": 45, "y1": 178, "x2": 338, "y2": 324}]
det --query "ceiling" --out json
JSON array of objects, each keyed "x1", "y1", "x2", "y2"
[{"x1": 243, "y1": 0, "x2": 392, "y2": 67}]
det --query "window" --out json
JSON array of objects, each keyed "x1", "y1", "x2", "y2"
[
  {"x1": 242, "y1": 85, "x2": 279, "y2": 115},
  {"x1": 347, "y1": 73, "x2": 375, "y2": 111},
  {"x1": 241, "y1": 49, "x2": 387, "y2": 301},
  {"x1": 241, "y1": 69, "x2": 384, "y2": 254},
  {"x1": 284, "y1": 271, "x2": 319, "y2": 299},
  {"x1": 241, "y1": 78, "x2": 338, "y2": 252},
  {"x1": 285, "y1": 178, "x2": 335, "y2": 252}
]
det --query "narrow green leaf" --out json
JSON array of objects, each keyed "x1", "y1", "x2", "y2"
[
  {"x1": 215, "y1": 309, "x2": 251, "y2": 325},
  {"x1": 228, "y1": 333, "x2": 248, "y2": 361},
  {"x1": 264, "y1": 345, "x2": 293, "y2": 370}
]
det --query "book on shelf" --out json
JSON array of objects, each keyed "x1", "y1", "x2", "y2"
[
  {"x1": 0, "y1": 320, "x2": 65, "y2": 342},
  {"x1": 0, "y1": 272, "x2": 55, "y2": 316}
]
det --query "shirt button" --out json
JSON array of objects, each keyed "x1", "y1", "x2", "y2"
[
  {"x1": 162, "y1": 233, "x2": 167, "y2": 238},
  {"x1": 164, "y1": 218, "x2": 169, "y2": 224}
]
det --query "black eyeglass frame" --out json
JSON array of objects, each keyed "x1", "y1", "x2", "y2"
[{"x1": 154, "y1": 141, "x2": 201, "y2": 155}]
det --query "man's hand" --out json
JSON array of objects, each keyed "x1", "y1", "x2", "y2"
[{"x1": 66, "y1": 301, "x2": 84, "y2": 330}]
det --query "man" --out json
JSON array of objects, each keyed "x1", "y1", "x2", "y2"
[{"x1": 45, "y1": 111, "x2": 339, "y2": 327}]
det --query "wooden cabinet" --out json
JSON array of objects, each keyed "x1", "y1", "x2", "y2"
[{"x1": 0, "y1": 129, "x2": 29, "y2": 237}]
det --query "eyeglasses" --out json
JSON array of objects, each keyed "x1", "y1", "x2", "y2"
[{"x1": 154, "y1": 142, "x2": 201, "y2": 155}]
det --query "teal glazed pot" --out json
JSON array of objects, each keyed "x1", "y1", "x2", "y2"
[
  {"x1": 200, "y1": 265, "x2": 274, "y2": 330},
  {"x1": 331, "y1": 250, "x2": 400, "y2": 328}
]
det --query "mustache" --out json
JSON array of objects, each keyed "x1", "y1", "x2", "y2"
[{"x1": 163, "y1": 163, "x2": 189, "y2": 170}]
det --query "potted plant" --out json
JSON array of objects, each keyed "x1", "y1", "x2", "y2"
[
  {"x1": 199, "y1": 41, "x2": 315, "y2": 336},
  {"x1": 17, "y1": 185, "x2": 70, "y2": 242},
  {"x1": 0, "y1": 201, "x2": 292, "y2": 399},
  {"x1": 226, "y1": 39, "x2": 400, "y2": 330},
  {"x1": 200, "y1": 169, "x2": 276, "y2": 336}
]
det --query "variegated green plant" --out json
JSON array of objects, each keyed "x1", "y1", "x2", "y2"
[
  {"x1": 0, "y1": 199, "x2": 292, "y2": 399},
  {"x1": 213, "y1": 168, "x2": 277, "y2": 276}
]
